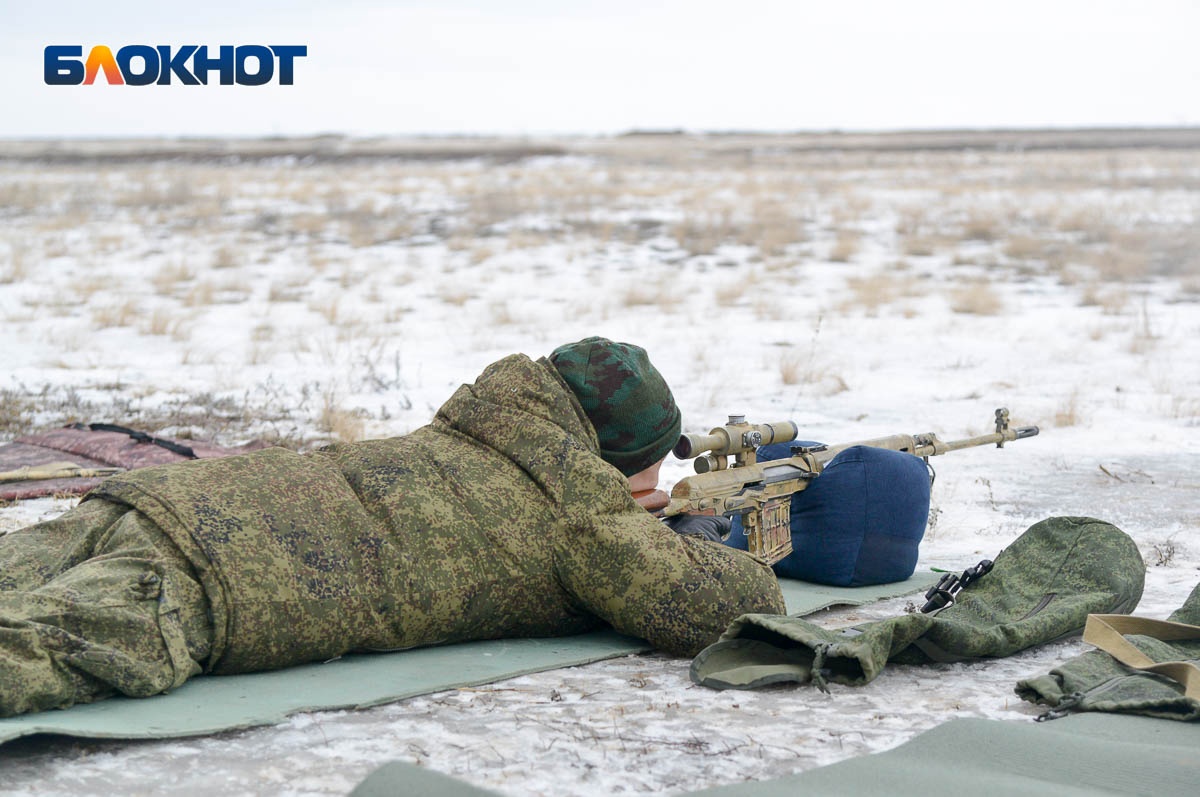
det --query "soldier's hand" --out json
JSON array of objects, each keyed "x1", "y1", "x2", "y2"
[{"x1": 661, "y1": 514, "x2": 731, "y2": 543}]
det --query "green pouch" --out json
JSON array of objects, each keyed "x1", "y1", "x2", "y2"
[
  {"x1": 1016, "y1": 582, "x2": 1200, "y2": 721},
  {"x1": 692, "y1": 517, "x2": 1145, "y2": 690}
]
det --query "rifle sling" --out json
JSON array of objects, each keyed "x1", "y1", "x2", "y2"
[
  {"x1": 73, "y1": 423, "x2": 199, "y2": 460},
  {"x1": 1082, "y1": 614, "x2": 1200, "y2": 701}
]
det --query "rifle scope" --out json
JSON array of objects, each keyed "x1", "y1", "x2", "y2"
[{"x1": 674, "y1": 417, "x2": 799, "y2": 460}]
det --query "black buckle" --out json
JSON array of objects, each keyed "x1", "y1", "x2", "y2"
[{"x1": 921, "y1": 558, "x2": 994, "y2": 613}]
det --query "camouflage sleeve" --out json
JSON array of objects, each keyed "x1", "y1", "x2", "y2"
[{"x1": 554, "y1": 508, "x2": 785, "y2": 657}]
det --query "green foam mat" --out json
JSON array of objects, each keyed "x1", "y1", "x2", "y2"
[
  {"x1": 692, "y1": 712, "x2": 1200, "y2": 796},
  {"x1": 0, "y1": 630, "x2": 650, "y2": 744},
  {"x1": 776, "y1": 571, "x2": 938, "y2": 615},
  {"x1": 0, "y1": 572, "x2": 938, "y2": 744},
  {"x1": 351, "y1": 713, "x2": 1200, "y2": 796}
]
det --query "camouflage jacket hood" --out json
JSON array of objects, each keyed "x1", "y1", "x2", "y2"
[{"x1": 89, "y1": 354, "x2": 783, "y2": 673}]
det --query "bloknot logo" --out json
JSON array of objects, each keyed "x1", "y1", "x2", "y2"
[{"x1": 44, "y1": 45, "x2": 308, "y2": 86}]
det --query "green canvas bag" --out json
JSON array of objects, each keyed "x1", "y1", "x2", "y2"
[
  {"x1": 1016, "y1": 582, "x2": 1200, "y2": 721},
  {"x1": 692, "y1": 517, "x2": 1145, "y2": 691}
]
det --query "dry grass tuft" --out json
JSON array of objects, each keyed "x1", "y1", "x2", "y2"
[
  {"x1": 1127, "y1": 296, "x2": 1159, "y2": 355},
  {"x1": 319, "y1": 395, "x2": 366, "y2": 443},
  {"x1": 0, "y1": 388, "x2": 37, "y2": 436},
  {"x1": 1085, "y1": 241, "x2": 1152, "y2": 282},
  {"x1": 842, "y1": 272, "x2": 919, "y2": 314},
  {"x1": 737, "y1": 200, "x2": 801, "y2": 256},
  {"x1": 901, "y1": 235, "x2": 937, "y2": 258},
  {"x1": 779, "y1": 352, "x2": 806, "y2": 386},
  {"x1": 0, "y1": 246, "x2": 29, "y2": 284},
  {"x1": 92, "y1": 300, "x2": 140, "y2": 328},
  {"x1": 338, "y1": 267, "x2": 367, "y2": 290},
  {"x1": 141, "y1": 308, "x2": 178, "y2": 336},
  {"x1": 309, "y1": 298, "x2": 341, "y2": 324},
  {"x1": 807, "y1": 368, "x2": 850, "y2": 396},
  {"x1": 1178, "y1": 276, "x2": 1200, "y2": 302},
  {"x1": 753, "y1": 297, "x2": 787, "y2": 321},
  {"x1": 828, "y1": 234, "x2": 859, "y2": 263},
  {"x1": 1165, "y1": 396, "x2": 1200, "y2": 422},
  {"x1": 184, "y1": 281, "x2": 216, "y2": 308},
  {"x1": 1078, "y1": 283, "x2": 1129, "y2": 314},
  {"x1": 152, "y1": 262, "x2": 194, "y2": 296},
  {"x1": 170, "y1": 319, "x2": 194, "y2": 343},
  {"x1": 1056, "y1": 207, "x2": 1109, "y2": 240},
  {"x1": 437, "y1": 286, "x2": 473, "y2": 307},
  {"x1": 673, "y1": 217, "x2": 727, "y2": 257},
  {"x1": 335, "y1": 318, "x2": 369, "y2": 343},
  {"x1": 620, "y1": 279, "x2": 679, "y2": 312},
  {"x1": 1003, "y1": 235, "x2": 1050, "y2": 263},
  {"x1": 268, "y1": 280, "x2": 306, "y2": 303},
  {"x1": 959, "y1": 213, "x2": 1002, "y2": 242},
  {"x1": 212, "y1": 246, "x2": 237, "y2": 269},
  {"x1": 949, "y1": 281, "x2": 1004, "y2": 315},
  {"x1": 246, "y1": 342, "x2": 274, "y2": 366},
  {"x1": 776, "y1": 346, "x2": 848, "y2": 395},
  {"x1": 488, "y1": 301, "x2": 517, "y2": 326},
  {"x1": 714, "y1": 279, "x2": 749, "y2": 308},
  {"x1": 71, "y1": 276, "x2": 108, "y2": 302},
  {"x1": 1054, "y1": 392, "x2": 1081, "y2": 427}
]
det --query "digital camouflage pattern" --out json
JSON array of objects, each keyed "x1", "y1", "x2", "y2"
[
  {"x1": 691, "y1": 517, "x2": 1145, "y2": 690},
  {"x1": 0, "y1": 500, "x2": 211, "y2": 716},
  {"x1": 1016, "y1": 581, "x2": 1200, "y2": 721},
  {"x1": 0, "y1": 353, "x2": 781, "y2": 715},
  {"x1": 549, "y1": 337, "x2": 682, "y2": 477}
]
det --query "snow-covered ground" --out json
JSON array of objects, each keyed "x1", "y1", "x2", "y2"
[{"x1": 1, "y1": 132, "x2": 1198, "y2": 795}]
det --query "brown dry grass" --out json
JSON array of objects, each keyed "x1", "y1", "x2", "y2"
[
  {"x1": 310, "y1": 297, "x2": 341, "y2": 324},
  {"x1": 320, "y1": 394, "x2": 366, "y2": 443},
  {"x1": 92, "y1": 300, "x2": 140, "y2": 328},
  {"x1": 842, "y1": 272, "x2": 922, "y2": 314},
  {"x1": 829, "y1": 234, "x2": 860, "y2": 263},
  {"x1": 713, "y1": 279, "x2": 749, "y2": 308},
  {"x1": 152, "y1": 262, "x2": 194, "y2": 295},
  {"x1": 0, "y1": 246, "x2": 28, "y2": 284},
  {"x1": 621, "y1": 279, "x2": 680, "y2": 312},
  {"x1": 2, "y1": 132, "x2": 1197, "y2": 448},
  {"x1": 1054, "y1": 392, "x2": 1081, "y2": 427},
  {"x1": 959, "y1": 213, "x2": 1002, "y2": 242},
  {"x1": 901, "y1": 235, "x2": 939, "y2": 258},
  {"x1": 948, "y1": 281, "x2": 1004, "y2": 315}
]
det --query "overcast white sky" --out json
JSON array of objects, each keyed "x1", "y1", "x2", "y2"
[{"x1": 1, "y1": 0, "x2": 1198, "y2": 138}]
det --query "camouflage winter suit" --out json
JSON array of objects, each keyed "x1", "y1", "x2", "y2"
[{"x1": 0, "y1": 354, "x2": 783, "y2": 716}]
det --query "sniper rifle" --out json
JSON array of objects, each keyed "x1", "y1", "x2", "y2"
[{"x1": 662, "y1": 408, "x2": 1038, "y2": 565}]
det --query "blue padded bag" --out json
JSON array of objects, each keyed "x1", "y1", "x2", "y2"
[{"x1": 722, "y1": 443, "x2": 931, "y2": 586}]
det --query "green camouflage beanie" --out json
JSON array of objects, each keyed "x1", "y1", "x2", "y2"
[{"x1": 550, "y1": 337, "x2": 682, "y2": 477}]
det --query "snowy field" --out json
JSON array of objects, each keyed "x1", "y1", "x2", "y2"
[{"x1": 1, "y1": 130, "x2": 1198, "y2": 795}]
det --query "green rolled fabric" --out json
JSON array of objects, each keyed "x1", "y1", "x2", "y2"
[
  {"x1": 692, "y1": 517, "x2": 1145, "y2": 691},
  {"x1": 1016, "y1": 582, "x2": 1200, "y2": 721}
]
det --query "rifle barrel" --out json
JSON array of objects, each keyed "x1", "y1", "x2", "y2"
[
  {"x1": 934, "y1": 424, "x2": 1039, "y2": 454},
  {"x1": 817, "y1": 424, "x2": 1038, "y2": 462}
]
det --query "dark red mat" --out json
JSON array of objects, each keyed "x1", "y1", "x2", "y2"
[{"x1": 1, "y1": 426, "x2": 271, "y2": 501}]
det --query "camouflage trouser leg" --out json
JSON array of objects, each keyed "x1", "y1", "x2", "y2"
[{"x1": 0, "y1": 499, "x2": 213, "y2": 718}]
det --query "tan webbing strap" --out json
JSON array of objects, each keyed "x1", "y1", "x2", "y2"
[{"x1": 1083, "y1": 614, "x2": 1200, "y2": 701}]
